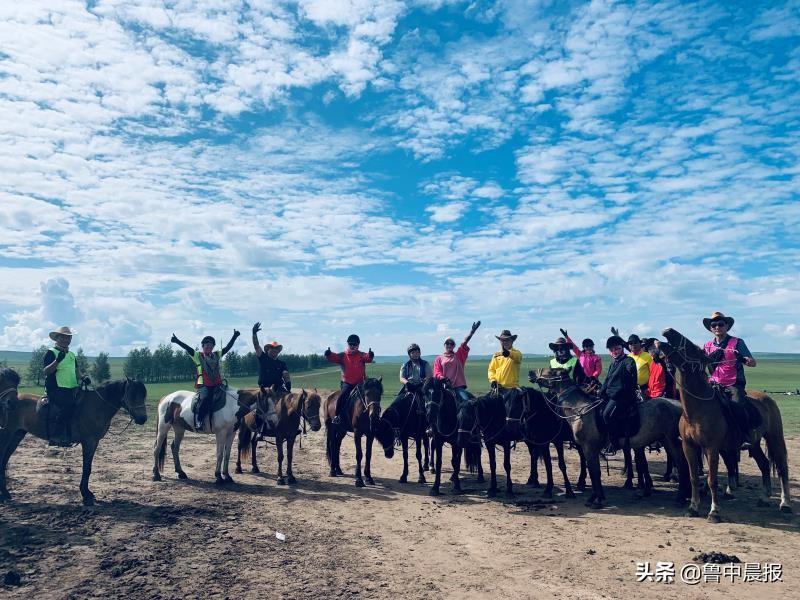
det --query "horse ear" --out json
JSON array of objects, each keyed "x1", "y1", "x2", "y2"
[
  {"x1": 378, "y1": 375, "x2": 383, "y2": 383},
  {"x1": 314, "y1": 387, "x2": 318, "y2": 393}
]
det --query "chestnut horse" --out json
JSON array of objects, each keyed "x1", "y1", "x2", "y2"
[
  {"x1": 236, "y1": 388, "x2": 322, "y2": 485},
  {"x1": 658, "y1": 328, "x2": 791, "y2": 521},
  {"x1": 1, "y1": 376, "x2": 148, "y2": 505},
  {"x1": 323, "y1": 377, "x2": 395, "y2": 487}
]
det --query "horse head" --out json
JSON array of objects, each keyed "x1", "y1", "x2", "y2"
[
  {"x1": 658, "y1": 328, "x2": 710, "y2": 392},
  {"x1": 530, "y1": 367, "x2": 569, "y2": 391},
  {"x1": 456, "y1": 397, "x2": 479, "y2": 447},
  {"x1": 121, "y1": 377, "x2": 148, "y2": 425},
  {"x1": 504, "y1": 387, "x2": 526, "y2": 438},
  {"x1": 302, "y1": 390, "x2": 323, "y2": 432},
  {"x1": 0, "y1": 368, "x2": 21, "y2": 427},
  {"x1": 363, "y1": 377, "x2": 392, "y2": 457}
]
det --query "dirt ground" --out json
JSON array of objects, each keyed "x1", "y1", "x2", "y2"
[{"x1": 1, "y1": 402, "x2": 798, "y2": 600}]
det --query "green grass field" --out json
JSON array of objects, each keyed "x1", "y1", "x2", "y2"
[{"x1": 6, "y1": 355, "x2": 800, "y2": 434}]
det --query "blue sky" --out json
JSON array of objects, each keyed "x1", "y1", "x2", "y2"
[{"x1": 1, "y1": 0, "x2": 799, "y2": 356}]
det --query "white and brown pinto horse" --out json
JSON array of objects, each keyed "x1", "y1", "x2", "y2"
[{"x1": 153, "y1": 386, "x2": 246, "y2": 485}]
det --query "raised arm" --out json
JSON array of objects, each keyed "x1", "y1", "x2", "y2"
[
  {"x1": 252, "y1": 322, "x2": 263, "y2": 357},
  {"x1": 561, "y1": 329, "x2": 582, "y2": 358},
  {"x1": 221, "y1": 329, "x2": 241, "y2": 356},
  {"x1": 171, "y1": 333, "x2": 195, "y2": 356},
  {"x1": 463, "y1": 320, "x2": 481, "y2": 345}
]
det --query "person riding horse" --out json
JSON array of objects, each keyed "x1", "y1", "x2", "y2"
[
  {"x1": 171, "y1": 330, "x2": 240, "y2": 430},
  {"x1": 618, "y1": 331, "x2": 652, "y2": 397},
  {"x1": 433, "y1": 321, "x2": 480, "y2": 403},
  {"x1": 488, "y1": 329, "x2": 522, "y2": 402},
  {"x1": 252, "y1": 322, "x2": 291, "y2": 393},
  {"x1": 600, "y1": 334, "x2": 638, "y2": 452},
  {"x1": 42, "y1": 326, "x2": 90, "y2": 446},
  {"x1": 548, "y1": 333, "x2": 586, "y2": 386},
  {"x1": 643, "y1": 337, "x2": 676, "y2": 399},
  {"x1": 325, "y1": 334, "x2": 374, "y2": 432},
  {"x1": 398, "y1": 343, "x2": 430, "y2": 414},
  {"x1": 701, "y1": 311, "x2": 758, "y2": 443},
  {"x1": 559, "y1": 329, "x2": 602, "y2": 391}
]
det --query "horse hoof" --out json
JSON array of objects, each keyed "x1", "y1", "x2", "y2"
[
  {"x1": 329, "y1": 469, "x2": 338, "y2": 477},
  {"x1": 82, "y1": 496, "x2": 95, "y2": 507},
  {"x1": 215, "y1": 477, "x2": 225, "y2": 486},
  {"x1": 542, "y1": 489, "x2": 553, "y2": 499},
  {"x1": 418, "y1": 476, "x2": 427, "y2": 485},
  {"x1": 398, "y1": 476, "x2": 408, "y2": 484},
  {"x1": 685, "y1": 508, "x2": 699, "y2": 517},
  {"x1": 723, "y1": 491, "x2": 735, "y2": 500},
  {"x1": 591, "y1": 499, "x2": 603, "y2": 509},
  {"x1": 756, "y1": 498, "x2": 770, "y2": 507},
  {"x1": 335, "y1": 468, "x2": 345, "y2": 476},
  {"x1": 251, "y1": 466, "x2": 260, "y2": 474},
  {"x1": 486, "y1": 488, "x2": 497, "y2": 498},
  {"x1": 365, "y1": 477, "x2": 375, "y2": 486},
  {"x1": 429, "y1": 467, "x2": 436, "y2": 474},
  {"x1": 355, "y1": 479, "x2": 365, "y2": 488},
  {"x1": 528, "y1": 480, "x2": 541, "y2": 488},
  {"x1": 707, "y1": 513, "x2": 721, "y2": 524},
  {"x1": 565, "y1": 490, "x2": 576, "y2": 499},
  {"x1": 476, "y1": 475, "x2": 485, "y2": 484},
  {"x1": 152, "y1": 473, "x2": 162, "y2": 482},
  {"x1": 177, "y1": 471, "x2": 188, "y2": 480},
  {"x1": 780, "y1": 504, "x2": 793, "y2": 514},
  {"x1": 623, "y1": 480, "x2": 634, "y2": 490},
  {"x1": 277, "y1": 477, "x2": 287, "y2": 486},
  {"x1": 235, "y1": 466, "x2": 243, "y2": 474},
  {"x1": 577, "y1": 482, "x2": 586, "y2": 492},
  {"x1": 224, "y1": 475, "x2": 235, "y2": 484},
  {"x1": 585, "y1": 499, "x2": 594, "y2": 508},
  {"x1": 429, "y1": 487, "x2": 440, "y2": 496},
  {"x1": 287, "y1": 475, "x2": 297, "y2": 485},
  {"x1": 452, "y1": 487, "x2": 464, "y2": 496},
  {"x1": 661, "y1": 474, "x2": 672, "y2": 482}
]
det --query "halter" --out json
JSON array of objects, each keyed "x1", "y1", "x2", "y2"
[
  {"x1": 534, "y1": 372, "x2": 604, "y2": 422},
  {"x1": 661, "y1": 337, "x2": 717, "y2": 402},
  {"x1": 353, "y1": 382, "x2": 381, "y2": 415},
  {"x1": 93, "y1": 380, "x2": 147, "y2": 433},
  {"x1": 425, "y1": 381, "x2": 459, "y2": 438}
]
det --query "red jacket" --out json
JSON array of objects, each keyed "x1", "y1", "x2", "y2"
[
  {"x1": 327, "y1": 349, "x2": 373, "y2": 385},
  {"x1": 647, "y1": 361, "x2": 674, "y2": 399}
]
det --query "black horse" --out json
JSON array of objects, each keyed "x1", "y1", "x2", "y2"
[
  {"x1": 457, "y1": 390, "x2": 516, "y2": 497},
  {"x1": 507, "y1": 386, "x2": 587, "y2": 498},
  {"x1": 423, "y1": 377, "x2": 480, "y2": 495},
  {"x1": 380, "y1": 386, "x2": 429, "y2": 484}
]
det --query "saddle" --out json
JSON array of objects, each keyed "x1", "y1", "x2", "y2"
[
  {"x1": 36, "y1": 393, "x2": 80, "y2": 447},
  {"x1": 713, "y1": 385, "x2": 762, "y2": 443},
  {"x1": 191, "y1": 387, "x2": 227, "y2": 416},
  {"x1": 596, "y1": 398, "x2": 640, "y2": 441}
]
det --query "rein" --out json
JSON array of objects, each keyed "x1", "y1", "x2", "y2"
[
  {"x1": 662, "y1": 338, "x2": 717, "y2": 403},
  {"x1": 93, "y1": 380, "x2": 146, "y2": 434},
  {"x1": 535, "y1": 376, "x2": 604, "y2": 422}
]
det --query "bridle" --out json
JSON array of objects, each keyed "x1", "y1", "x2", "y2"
[
  {"x1": 425, "y1": 381, "x2": 459, "y2": 438},
  {"x1": 659, "y1": 337, "x2": 717, "y2": 402},
  {"x1": 94, "y1": 380, "x2": 147, "y2": 432},
  {"x1": 353, "y1": 382, "x2": 382, "y2": 417},
  {"x1": 534, "y1": 372, "x2": 603, "y2": 422}
]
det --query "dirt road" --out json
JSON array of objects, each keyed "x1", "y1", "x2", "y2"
[{"x1": 1, "y1": 410, "x2": 798, "y2": 599}]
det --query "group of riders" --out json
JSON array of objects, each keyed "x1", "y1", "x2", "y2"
[{"x1": 40, "y1": 310, "x2": 755, "y2": 448}]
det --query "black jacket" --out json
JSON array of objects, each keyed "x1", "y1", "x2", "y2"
[
  {"x1": 258, "y1": 354, "x2": 288, "y2": 389},
  {"x1": 600, "y1": 355, "x2": 637, "y2": 406}
]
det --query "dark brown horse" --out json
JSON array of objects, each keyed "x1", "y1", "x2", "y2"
[
  {"x1": 236, "y1": 388, "x2": 322, "y2": 485},
  {"x1": 1, "y1": 377, "x2": 147, "y2": 505},
  {"x1": 658, "y1": 328, "x2": 791, "y2": 521},
  {"x1": 323, "y1": 378, "x2": 395, "y2": 487}
]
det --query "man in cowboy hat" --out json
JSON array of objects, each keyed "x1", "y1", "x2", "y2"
[
  {"x1": 398, "y1": 343, "x2": 431, "y2": 414},
  {"x1": 599, "y1": 333, "x2": 637, "y2": 451},
  {"x1": 252, "y1": 322, "x2": 291, "y2": 393},
  {"x1": 548, "y1": 334, "x2": 586, "y2": 385},
  {"x1": 171, "y1": 329, "x2": 240, "y2": 430},
  {"x1": 488, "y1": 329, "x2": 523, "y2": 393},
  {"x1": 702, "y1": 311, "x2": 758, "y2": 442},
  {"x1": 42, "y1": 326, "x2": 89, "y2": 446}
]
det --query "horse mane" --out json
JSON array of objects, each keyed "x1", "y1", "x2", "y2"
[
  {"x1": 364, "y1": 377, "x2": 383, "y2": 395},
  {"x1": 0, "y1": 367, "x2": 21, "y2": 387}
]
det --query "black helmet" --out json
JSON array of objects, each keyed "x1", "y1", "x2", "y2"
[
  {"x1": 346, "y1": 334, "x2": 360, "y2": 346},
  {"x1": 606, "y1": 335, "x2": 627, "y2": 350},
  {"x1": 581, "y1": 338, "x2": 595, "y2": 348},
  {"x1": 201, "y1": 336, "x2": 216, "y2": 346},
  {"x1": 407, "y1": 343, "x2": 420, "y2": 355},
  {"x1": 627, "y1": 334, "x2": 642, "y2": 345}
]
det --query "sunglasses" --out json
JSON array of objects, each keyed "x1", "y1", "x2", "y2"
[
  {"x1": 444, "y1": 342, "x2": 455, "y2": 346},
  {"x1": 710, "y1": 322, "x2": 727, "y2": 328}
]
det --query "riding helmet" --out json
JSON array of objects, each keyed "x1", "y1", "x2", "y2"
[
  {"x1": 606, "y1": 335, "x2": 627, "y2": 350},
  {"x1": 407, "y1": 343, "x2": 421, "y2": 355},
  {"x1": 201, "y1": 336, "x2": 216, "y2": 346},
  {"x1": 581, "y1": 338, "x2": 594, "y2": 348},
  {"x1": 347, "y1": 334, "x2": 360, "y2": 346}
]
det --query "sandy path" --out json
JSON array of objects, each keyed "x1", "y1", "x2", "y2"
[{"x1": 1, "y1": 408, "x2": 798, "y2": 599}]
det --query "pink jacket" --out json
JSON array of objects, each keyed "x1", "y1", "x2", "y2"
[
  {"x1": 566, "y1": 336, "x2": 602, "y2": 378},
  {"x1": 433, "y1": 343, "x2": 470, "y2": 388}
]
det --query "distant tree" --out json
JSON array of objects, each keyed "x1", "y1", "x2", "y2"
[
  {"x1": 91, "y1": 352, "x2": 111, "y2": 382},
  {"x1": 75, "y1": 347, "x2": 89, "y2": 376},
  {"x1": 26, "y1": 345, "x2": 50, "y2": 386}
]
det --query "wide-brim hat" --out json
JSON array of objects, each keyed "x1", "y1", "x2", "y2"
[
  {"x1": 702, "y1": 311, "x2": 734, "y2": 331},
  {"x1": 548, "y1": 337, "x2": 569, "y2": 351},
  {"x1": 266, "y1": 341, "x2": 283, "y2": 353},
  {"x1": 495, "y1": 329, "x2": 518, "y2": 342},
  {"x1": 627, "y1": 334, "x2": 642, "y2": 345},
  {"x1": 49, "y1": 326, "x2": 75, "y2": 341},
  {"x1": 606, "y1": 335, "x2": 628, "y2": 350}
]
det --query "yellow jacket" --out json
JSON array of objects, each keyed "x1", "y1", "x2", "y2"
[{"x1": 488, "y1": 348, "x2": 523, "y2": 388}]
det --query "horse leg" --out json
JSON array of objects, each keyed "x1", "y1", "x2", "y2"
[
  {"x1": 705, "y1": 448, "x2": 722, "y2": 523},
  {"x1": 251, "y1": 436, "x2": 260, "y2": 474},
  {"x1": 633, "y1": 448, "x2": 652, "y2": 498},
  {"x1": 662, "y1": 452, "x2": 674, "y2": 482},
  {"x1": 476, "y1": 445, "x2": 485, "y2": 483},
  {"x1": 222, "y1": 427, "x2": 236, "y2": 483},
  {"x1": 503, "y1": 442, "x2": 514, "y2": 497},
  {"x1": 721, "y1": 449, "x2": 738, "y2": 499},
  {"x1": 541, "y1": 445, "x2": 554, "y2": 498},
  {"x1": 423, "y1": 434, "x2": 430, "y2": 472},
  {"x1": 555, "y1": 442, "x2": 576, "y2": 499},
  {"x1": 152, "y1": 414, "x2": 170, "y2": 482},
  {"x1": 415, "y1": 435, "x2": 426, "y2": 484},
  {"x1": 764, "y1": 429, "x2": 792, "y2": 513},
  {"x1": 214, "y1": 431, "x2": 225, "y2": 486},
  {"x1": 171, "y1": 427, "x2": 188, "y2": 480},
  {"x1": 683, "y1": 440, "x2": 701, "y2": 517},
  {"x1": 335, "y1": 432, "x2": 345, "y2": 476},
  {"x1": 79, "y1": 439, "x2": 99, "y2": 506},
  {"x1": 576, "y1": 444, "x2": 587, "y2": 492},
  {"x1": 586, "y1": 449, "x2": 604, "y2": 508},
  {"x1": 526, "y1": 442, "x2": 540, "y2": 487},
  {"x1": 749, "y1": 443, "x2": 772, "y2": 506},
  {"x1": 662, "y1": 435, "x2": 690, "y2": 504},
  {"x1": 354, "y1": 434, "x2": 364, "y2": 487},
  {"x1": 429, "y1": 439, "x2": 443, "y2": 496},
  {"x1": 399, "y1": 437, "x2": 409, "y2": 483},
  {"x1": 276, "y1": 436, "x2": 286, "y2": 485},
  {"x1": 622, "y1": 446, "x2": 634, "y2": 489},
  {"x1": 451, "y1": 444, "x2": 463, "y2": 495},
  {"x1": 364, "y1": 435, "x2": 375, "y2": 486},
  {"x1": 0, "y1": 429, "x2": 26, "y2": 501},
  {"x1": 286, "y1": 436, "x2": 297, "y2": 485},
  {"x1": 486, "y1": 443, "x2": 498, "y2": 498}
]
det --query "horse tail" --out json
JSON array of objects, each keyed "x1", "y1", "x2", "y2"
[
  {"x1": 465, "y1": 440, "x2": 482, "y2": 474},
  {"x1": 763, "y1": 396, "x2": 789, "y2": 480},
  {"x1": 239, "y1": 423, "x2": 253, "y2": 464}
]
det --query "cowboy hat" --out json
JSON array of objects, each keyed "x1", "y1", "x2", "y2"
[
  {"x1": 627, "y1": 334, "x2": 642, "y2": 345},
  {"x1": 548, "y1": 337, "x2": 569, "y2": 351},
  {"x1": 265, "y1": 341, "x2": 283, "y2": 353},
  {"x1": 495, "y1": 329, "x2": 518, "y2": 342},
  {"x1": 49, "y1": 326, "x2": 75, "y2": 341},
  {"x1": 702, "y1": 311, "x2": 734, "y2": 331}
]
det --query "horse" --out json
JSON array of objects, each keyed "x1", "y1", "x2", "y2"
[
  {"x1": 380, "y1": 386, "x2": 429, "y2": 484},
  {"x1": 457, "y1": 390, "x2": 516, "y2": 497},
  {"x1": 507, "y1": 385, "x2": 587, "y2": 499},
  {"x1": 323, "y1": 377, "x2": 395, "y2": 487},
  {"x1": 236, "y1": 388, "x2": 322, "y2": 485},
  {"x1": 423, "y1": 377, "x2": 482, "y2": 496},
  {"x1": 0, "y1": 368, "x2": 21, "y2": 431},
  {"x1": 532, "y1": 367, "x2": 689, "y2": 508},
  {"x1": 1, "y1": 376, "x2": 148, "y2": 506},
  {"x1": 658, "y1": 328, "x2": 792, "y2": 521},
  {"x1": 153, "y1": 385, "x2": 243, "y2": 485}
]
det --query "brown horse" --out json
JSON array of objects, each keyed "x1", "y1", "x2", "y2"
[
  {"x1": 236, "y1": 388, "x2": 322, "y2": 485},
  {"x1": 1, "y1": 377, "x2": 148, "y2": 505},
  {"x1": 323, "y1": 377, "x2": 395, "y2": 487},
  {"x1": 658, "y1": 328, "x2": 791, "y2": 521}
]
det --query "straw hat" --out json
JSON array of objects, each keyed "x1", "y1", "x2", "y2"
[
  {"x1": 702, "y1": 311, "x2": 734, "y2": 331},
  {"x1": 495, "y1": 329, "x2": 518, "y2": 342},
  {"x1": 49, "y1": 326, "x2": 75, "y2": 341}
]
